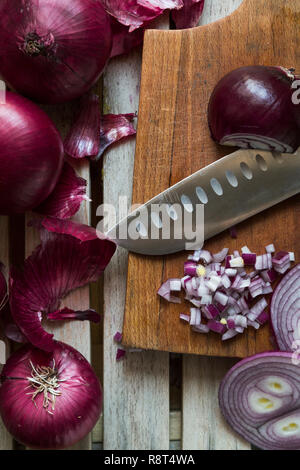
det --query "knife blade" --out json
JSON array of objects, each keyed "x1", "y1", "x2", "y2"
[{"x1": 105, "y1": 147, "x2": 300, "y2": 255}]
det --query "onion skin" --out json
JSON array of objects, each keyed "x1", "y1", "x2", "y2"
[
  {"x1": 0, "y1": 341, "x2": 102, "y2": 449},
  {"x1": 0, "y1": 92, "x2": 64, "y2": 214},
  {"x1": 219, "y1": 352, "x2": 300, "y2": 450},
  {"x1": 0, "y1": 0, "x2": 112, "y2": 104},
  {"x1": 208, "y1": 66, "x2": 300, "y2": 153}
]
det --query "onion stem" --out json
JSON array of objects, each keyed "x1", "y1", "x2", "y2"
[{"x1": 26, "y1": 361, "x2": 65, "y2": 414}]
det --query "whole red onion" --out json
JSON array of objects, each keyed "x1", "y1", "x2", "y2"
[
  {"x1": 0, "y1": 341, "x2": 102, "y2": 449},
  {"x1": 0, "y1": 92, "x2": 64, "y2": 214},
  {"x1": 208, "y1": 66, "x2": 300, "y2": 153},
  {"x1": 0, "y1": 0, "x2": 112, "y2": 103}
]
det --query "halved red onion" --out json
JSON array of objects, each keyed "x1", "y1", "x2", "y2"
[
  {"x1": 0, "y1": 341, "x2": 102, "y2": 449},
  {"x1": 219, "y1": 352, "x2": 300, "y2": 450},
  {"x1": 35, "y1": 162, "x2": 87, "y2": 220},
  {"x1": 10, "y1": 218, "x2": 116, "y2": 352},
  {"x1": 208, "y1": 66, "x2": 300, "y2": 152},
  {"x1": 271, "y1": 264, "x2": 300, "y2": 351}
]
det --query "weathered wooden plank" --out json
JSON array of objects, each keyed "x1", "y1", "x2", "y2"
[
  {"x1": 0, "y1": 215, "x2": 13, "y2": 449},
  {"x1": 25, "y1": 101, "x2": 92, "y2": 450},
  {"x1": 103, "y1": 16, "x2": 170, "y2": 450},
  {"x1": 182, "y1": 0, "x2": 251, "y2": 451},
  {"x1": 182, "y1": 356, "x2": 250, "y2": 449}
]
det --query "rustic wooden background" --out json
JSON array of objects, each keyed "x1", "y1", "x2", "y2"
[{"x1": 0, "y1": 0, "x2": 251, "y2": 450}]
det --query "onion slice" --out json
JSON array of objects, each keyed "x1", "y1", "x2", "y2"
[
  {"x1": 271, "y1": 264, "x2": 300, "y2": 351},
  {"x1": 10, "y1": 218, "x2": 116, "y2": 352},
  {"x1": 219, "y1": 352, "x2": 300, "y2": 450}
]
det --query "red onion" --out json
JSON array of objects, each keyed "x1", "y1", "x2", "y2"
[
  {"x1": 271, "y1": 264, "x2": 300, "y2": 351},
  {"x1": 0, "y1": 0, "x2": 112, "y2": 104},
  {"x1": 0, "y1": 341, "x2": 102, "y2": 449},
  {"x1": 0, "y1": 92, "x2": 64, "y2": 214},
  {"x1": 219, "y1": 352, "x2": 300, "y2": 450},
  {"x1": 208, "y1": 66, "x2": 300, "y2": 153},
  {"x1": 10, "y1": 217, "x2": 116, "y2": 351}
]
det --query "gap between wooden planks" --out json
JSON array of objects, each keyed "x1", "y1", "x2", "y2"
[
  {"x1": 103, "y1": 0, "x2": 250, "y2": 450},
  {"x1": 0, "y1": 216, "x2": 13, "y2": 449}
]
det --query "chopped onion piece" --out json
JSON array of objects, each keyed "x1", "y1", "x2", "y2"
[
  {"x1": 192, "y1": 324, "x2": 209, "y2": 334},
  {"x1": 180, "y1": 313, "x2": 190, "y2": 323},
  {"x1": 265, "y1": 243, "x2": 275, "y2": 253},
  {"x1": 229, "y1": 257, "x2": 244, "y2": 268},
  {"x1": 212, "y1": 247, "x2": 228, "y2": 263},
  {"x1": 207, "y1": 320, "x2": 227, "y2": 334},
  {"x1": 289, "y1": 252, "x2": 295, "y2": 262},
  {"x1": 214, "y1": 291, "x2": 228, "y2": 306}
]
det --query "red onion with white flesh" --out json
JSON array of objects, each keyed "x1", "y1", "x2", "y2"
[
  {"x1": 219, "y1": 352, "x2": 300, "y2": 450},
  {"x1": 0, "y1": 92, "x2": 64, "y2": 214},
  {"x1": 0, "y1": 341, "x2": 102, "y2": 449},
  {"x1": 271, "y1": 264, "x2": 300, "y2": 352},
  {"x1": 0, "y1": 0, "x2": 112, "y2": 104},
  {"x1": 158, "y1": 245, "x2": 295, "y2": 341},
  {"x1": 208, "y1": 66, "x2": 300, "y2": 153}
]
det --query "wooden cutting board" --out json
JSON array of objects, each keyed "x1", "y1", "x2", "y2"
[{"x1": 122, "y1": 0, "x2": 300, "y2": 358}]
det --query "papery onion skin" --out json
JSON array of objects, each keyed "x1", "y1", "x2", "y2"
[
  {"x1": 35, "y1": 162, "x2": 87, "y2": 219},
  {"x1": 219, "y1": 352, "x2": 300, "y2": 450},
  {"x1": 0, "y1": 92, "x2": 64, "y2": 214},
  {"x1": 0, "y1": 341, "x2": 102, "y2": 449},
  {"x1": 0, "y1": 0, "x2": 112, "y2": 104},
  {"x1": 208, "y1": 66, "x2": 300, "y2": 153},
  {"x1": 171, "y1": 0, "x2": 205, "y2": 29},
  {"x1": 10, "y1": 218, "x2": 116, "y2": 352}
]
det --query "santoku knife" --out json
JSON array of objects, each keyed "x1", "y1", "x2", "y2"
[{"x1": 106, "y1": 147, "x2": 300, "y2": 255}]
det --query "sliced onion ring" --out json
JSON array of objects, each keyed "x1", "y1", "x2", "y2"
[
  {"x1": 271, "y1": 264, "x2": 300, "y2": 351},
  {"x1": 219, "y1": 352, "x2": 300, "y2": 450}
]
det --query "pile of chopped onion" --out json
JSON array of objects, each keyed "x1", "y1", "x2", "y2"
[{"x1": 157, "y1": 245, "x2": 295, "y2": 341}]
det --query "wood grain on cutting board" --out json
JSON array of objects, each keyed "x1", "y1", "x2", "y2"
[{"x1": 123, "y1": 0, "x2": 300, "y2": 357}]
